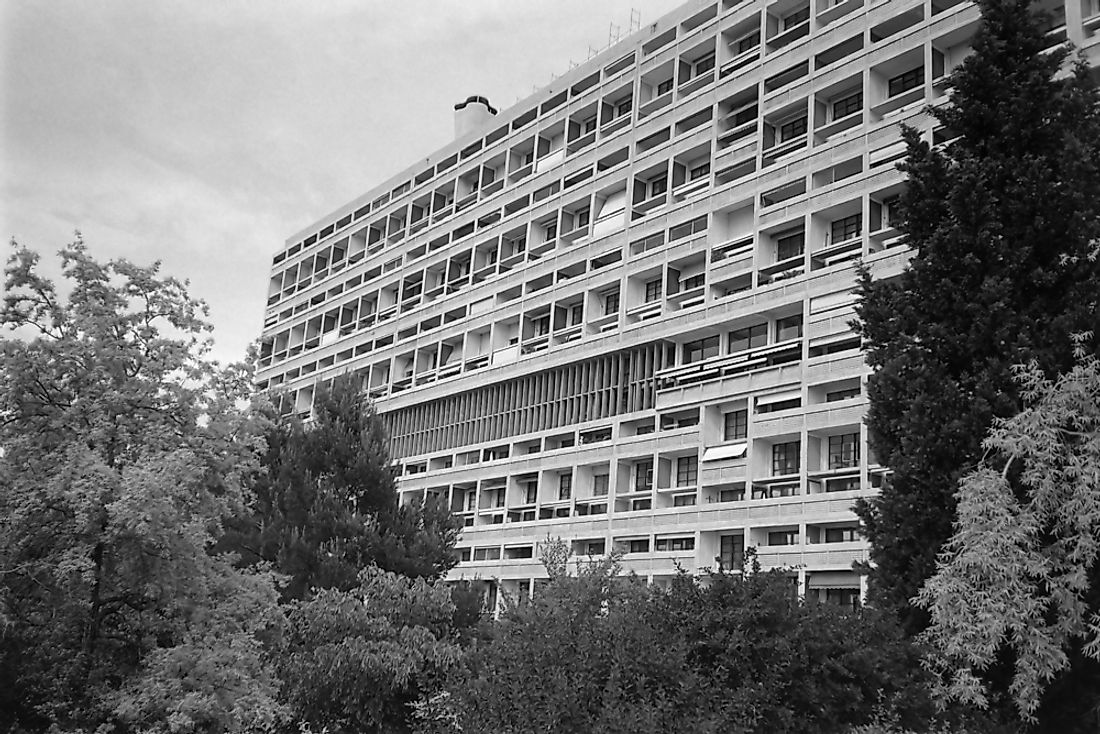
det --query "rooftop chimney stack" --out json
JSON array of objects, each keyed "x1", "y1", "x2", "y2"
[{"x1": 454, "y1": 95, "x2": 497, "y2": 139}]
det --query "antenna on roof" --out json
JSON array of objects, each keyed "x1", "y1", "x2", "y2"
[
  {"x1": 629, "y1": 8, "x2": 642, "y2": 32},
  {"x1": 608, "y1": 22, "x2": 621, "y2": 46}
]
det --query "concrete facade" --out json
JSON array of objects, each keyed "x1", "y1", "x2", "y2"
[{"x1": 257, "y1": 0, "x2": 1100, "y2": 608}]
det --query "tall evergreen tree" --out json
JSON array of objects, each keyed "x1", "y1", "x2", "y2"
[
  {"x1": 222, "y1": 375, "x2": 461, "y2": 600},
  {"x1": 854, "y1": 0, "x2": 1100, "y2": 631}
]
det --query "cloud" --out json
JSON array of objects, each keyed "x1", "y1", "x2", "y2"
[{"x1": 2, "y1": 0, "x2": 678, "y2": 366}]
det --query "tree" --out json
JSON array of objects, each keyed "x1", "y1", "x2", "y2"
[
  {"x1": 917, "y1": 346, "x2": 1100, "y2": 726},
  {"x1": 428, "y1": 553, "x2": 943, "y2": 734},
  {"x1": 853, "y1": 0, "x2": 1100, "y2": 630},
  {"x1": 0, "y1": 239, "x2": 285, "y2": 731},
  {"x1": 280, "y1": 566, "x2": 464, "y2": 733},
  {"x1": 221, "y1": 375, "x2": 461, "y2": 601}
]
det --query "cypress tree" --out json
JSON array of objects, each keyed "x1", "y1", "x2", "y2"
[{"x1": 854, "y1": 0, "x2": 1100, "y2": 631}]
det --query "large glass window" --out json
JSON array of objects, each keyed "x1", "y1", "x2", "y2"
[
  {"x1": 888, "y1": 66, "x2": 924, "y2": 97},
  {"x1": 828, "y1": 433, "x2": 860, "y2": 469},
  {"x1": 644, "y1": 278, "x2": 663, "y2": 303},
  {"x1": 768, "y1": 530, "x2": 800, "y2": 545},
  {"x1": 783, "y1": 6, "x2": 810, "y2": 29},
  {"x1": 832, "y1": 90, "x2": 863, "y2": 119},
  {"x1": 593, "y1": 474, "x2": 610, "y2": 496},
  {"x1": 772, "y1": 441, "x2": 801, "y2": 475},
  {"x1": 776, "y1": 314, "x2": 803, "y2": 341},
  {"x1": 684, "y1": 336, "x2": 719, "y2": 364},
  {"x1": 720, "y1": 534, "x2": 745, "y2": 570},
  {"x1": 635, "y1": 461, "x2": 653, "y2": 491},
  {"x1": 724, "y1": 409, "x2": 748, "y2": 441},
  {"x1": 655, "y1": 536, "x2": 695, "y2": 551},
  {"x1": 737, "y1": 31, "x2": 761, "y2": 54},
  {"x1": 558, "y1": 474, "x2": 572, "y2": 500},
  {"x1": 603, "y1": 290, "x2": 620, "y2": 315},
  {"x1": 825, "y1": 526, "x2": 860, "y2": 543},
  {"x1": 729, "y1": 323, "x2": 768, "y2": 353},
  {"x1": 676, "y1": 455, "x2": 699, "y2": 487},
  {"x1": 776, "y1": 229, "x2": 805, "y2": 260},
  {"x1": 779, "y1": 116, "x2": 808, "y2": 141},
  {"x1": 830, "y1": 213, "x2": 862, "y2": 243}
]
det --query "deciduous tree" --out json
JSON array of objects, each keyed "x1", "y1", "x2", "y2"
[
  {"x1": 917, "y1": 346, "x2": 1100, "y2": 725},
  {"x1": 0, "y1": 239, "x2": 285, "y2": 731}
]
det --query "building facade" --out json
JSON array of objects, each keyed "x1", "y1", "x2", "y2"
[{"x1": 256, "y1": 0, "x2": 1100, "y2": 608}]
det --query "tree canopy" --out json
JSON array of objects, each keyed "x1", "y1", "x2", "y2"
[
  {"x1": 0, "y1": 238, "x2": 285, "y2": 730},
  {"x1": 917, "y1": 346, "x2": 1100, "y2": 725},
  {"x1": 854, "y1": 0, "x2": 1100, "y2": 632}
]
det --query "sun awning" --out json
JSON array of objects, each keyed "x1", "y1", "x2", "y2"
[
  {"x1": 807, "y1": 571, "x2": 861, "y2": 589},
  {"x1": 702, "y1": 442, "x2": 748, "y2": 461}
]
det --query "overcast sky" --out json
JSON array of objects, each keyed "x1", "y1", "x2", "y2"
[{"x1": 1, "y1": 0, "x2": 678, "y2": 366}]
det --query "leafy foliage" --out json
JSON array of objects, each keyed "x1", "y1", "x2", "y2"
[
  {"x1": 0, "y1": 239, "x2": 285, "y2": 731},
  {"x1": 917, "y1": 348, "x2": 1100, "y2": 724},
  {"x1": 853, "y1": 0, "x2": 1100, "y2": 631},
  {"x1": 426, "y1": 556, "x2": 942, "y2": 734},
  {"x1": 281, "y1": 566, "x2": 464, "y2": 733}
]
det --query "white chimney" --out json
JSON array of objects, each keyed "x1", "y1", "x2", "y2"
[{"x1": 454, "y1": 95, "x2": 497, "y2": 139}]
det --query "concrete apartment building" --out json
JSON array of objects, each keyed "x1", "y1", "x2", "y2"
[{"x1": 256, "y1": 0, "x2": 1100, "y2": 608}]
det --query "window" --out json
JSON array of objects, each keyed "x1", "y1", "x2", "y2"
[
  {"x1": 669, "y1": 215, "x2": 708, "y2": 241},
  {"x1": 628, "y1": 539, "x2": 650, "y2": 553},
  {"x1": 694, "y1": 53, "x2": 716, "y2": 75},
  {"x1": 776, "y1": 314, "x2": 803, "y2": 341},
  {"x1": 719, "y1": 534, "x2": 745, "y2": 570},
  {"x1": 782, "y1": 6, "x2": 810, "y2": 29},
  {"x1": 772, "y1": 441, "x2": 801, "y2": 475},
  {"x1": 719, "y1": 487, "x2": 745, "y2": 502},
  {"x1": 776, "y1": 229, "x2": 805, "y2": 260},
  {"x1": 768, "y1": 530, "x2": 800, "y2": 546},
  {"x1": 593, "y1": 474, "x2": 610, "y2": 497},
  {"x1": 603, "y1": 290, "x2": 620, "y2": 315},
  {"x1": 473, "y1": 546, "x2": 501, "y2": 561},
  {"x1": 825, "y1": 526, "x2": 860, "y2": 543},
  {"x1": 676, "y1": 455, "x2": 699, "y2": 487},
  {"x1": 616, "y1": 97, "x2": 633, "y2": 117},
  {"x1": 635, "y1": 461, "x2": 653, "y2": 491},
  {"x1": 632, "y1": 498, "x2": 652, "y2": 511},
  {"x1": 681, "y1": 273, "x2": 705, "y2": 291},
  {"x1": 576, "y1": 208, "x2": 590, "y2": 228},
  {"x1": 779, "y1": 116, "x2": 808, "y2": 141},
  {"x1": 558, "y1": 474, "x2": 573, "y2": 500},
  {"x1": 887, "y1": 66, "x2": 924, "y2": 97},
  {"x1": 656, "y1": 536, "x2": 695, "y2": 551},
  {"x1": 650, "y1": 177, "x2": 668, "y2": 197},
  {"x1": 657, "y1": 78, "x2": 674, "y2": 96},
  {"x1": 585, "y1": 540, "x2": 606, "y2": 555},
  {"x1": 689, "y1": 162, "x2": 711, "y2": 180},
  {"x1": 683, "y1": 336, "x2": 719, "y2": 364},
  {"x1": 737, "y1": 31, "x2": 761, "y2": 54},
  {"x1": 825, "y1": 588, "x2": 860, "y2": 609},
  {"x1": 644, "y1": 278, "x2": 663, "y2": 303},
  {"x1": 828, "y1": 433, "x2": 860, "y2": 469},
  {"x1": 832, "y1": 90, "x2": 863, "y2": 119},
  {"x1": 673, "y1": 494, "x2": 697, "y2": 507},
  {"x1": 729, "y1": 323, "x2": 767, "y2": 353},
  {"x1": 569, "y1": 302, "x2": 585, "y2": 325},
  {"x1": 724, "y1": 409, "x2": 748, "y2": 441},
  {"x1": 583, "y1": 116, "x2": 598, "y2": 133},
  {"x1": 830, "y1": 213, "x2": 862, "y2": 243},
  {"x1": 524, "y1": 481, "x2": 538, "y2": 504},
  {"x1": 545, "y1": 222, "x2": 558, "y2": 241},
  {"x1": 826, "y1": 386, "x2": 860, "y2": 402},
  {"x1": 532, "y1": 315, "x2": 550, "y2": 337}
]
